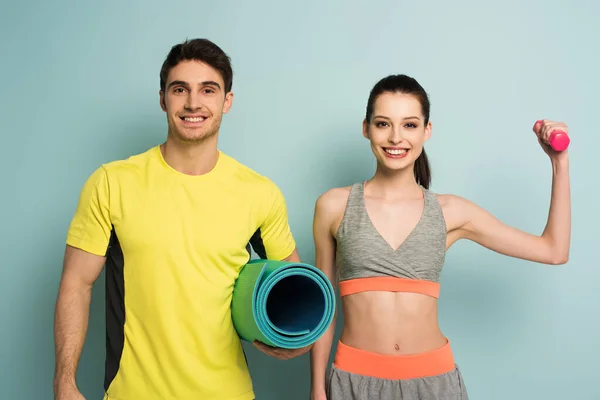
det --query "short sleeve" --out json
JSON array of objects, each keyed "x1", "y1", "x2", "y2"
[
  {"x1": 255, "y1": 182, "x2": 296, "y2": 260},
  {"x1": 66, "y1": 166, "x2": 113, "y2": 256}
]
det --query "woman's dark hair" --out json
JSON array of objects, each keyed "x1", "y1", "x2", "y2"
[{"x1": 365, "y1": 74, "x2": 431, "y2": 189}]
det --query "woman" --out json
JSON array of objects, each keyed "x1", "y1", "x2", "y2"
[{"x1": 309, "y1": 74, "x2": 571, "y2": 399}]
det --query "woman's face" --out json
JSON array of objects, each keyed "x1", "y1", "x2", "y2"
[{"x1": 363, "y1": 92, "x2": 431, "y2": 172}]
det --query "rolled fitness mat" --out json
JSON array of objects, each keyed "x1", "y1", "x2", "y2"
[{"x1": 231, "y1": 259, "x2": 336, "y2": 349}]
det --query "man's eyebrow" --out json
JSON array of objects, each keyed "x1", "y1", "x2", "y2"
[
  {"x1": 200, "y1": 80, "x2": 221, "y2": 89},
  {"x1": 166, "y1": 80, "x2": 222, "y2": 89},
  {"x1": 167, "y1": 80, "x2": 189, "y2": 89}
]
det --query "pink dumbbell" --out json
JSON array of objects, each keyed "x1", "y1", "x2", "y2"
[{"x1": 534, "y1": 120, "x2": 570, "y2": 151}]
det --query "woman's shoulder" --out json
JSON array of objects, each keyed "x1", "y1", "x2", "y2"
[
  {"x1": 429, "y1": 191, "x2": 474, "y2": 209},
  {"x1": 316, "y1": 185, "x2": 354, "y2": 211},
  {"x1": 315, "y1": 183, "x2": 363, "y2": 222},
  {"x1": 428, "y1": 190, "x2": 482, "y2": 232},
  {"x1": 430, "y1": 191, "x2": 460, "y2": 206},
  {"x1": 314, "y1": 185, "x2": 357, "y2": 237}
]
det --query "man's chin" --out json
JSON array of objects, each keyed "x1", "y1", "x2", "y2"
[{"x1": 170, "y1": 129, "x2": 217, "y2": 144}]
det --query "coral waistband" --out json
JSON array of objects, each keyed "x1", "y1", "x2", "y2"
[
  {"x1": 333, "y1": 339, "x2": 455, "y2": 380},
  {"x1": 338, "y1": 276, "x2": 440, "y2": 298}
]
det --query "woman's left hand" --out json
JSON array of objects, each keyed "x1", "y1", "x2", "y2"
[{"x1": 533, "y1": 119, "x2": 570, "y2": 161}]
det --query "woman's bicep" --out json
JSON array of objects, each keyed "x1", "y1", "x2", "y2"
[{"x1": 450, "y1": 195, "x2": 557, "y2": 264}]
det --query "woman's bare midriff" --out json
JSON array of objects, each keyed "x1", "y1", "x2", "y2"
[{"x1": 339, "y1": 291, "x2": 446, "y2": 355}]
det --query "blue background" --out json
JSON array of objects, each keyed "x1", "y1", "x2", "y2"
[{"x1": 1, "y1": 0, "x2": 599, "y2": 398}]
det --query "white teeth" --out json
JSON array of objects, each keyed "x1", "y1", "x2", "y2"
[
  {"x1": 184, "y1": 117, "x2": 205, "y2": 122},
  {"x1": 385, "y1": 148, "x2": 407, "y2": 155}
]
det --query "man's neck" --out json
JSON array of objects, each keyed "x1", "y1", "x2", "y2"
[{"x1": 160, "y1": 135, "x2": 219, "y2": 176}]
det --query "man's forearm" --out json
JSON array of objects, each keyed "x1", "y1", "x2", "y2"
[{"x1": 53, "y1": 284, "x2": 92, "y2": 391}]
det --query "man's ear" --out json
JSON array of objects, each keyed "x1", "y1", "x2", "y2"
[
  {"x1": 159, "y1": 90, "x2": 167, "y2": 112},
  {"x1": 222, "y1": 91, "x2": 234, "y2": 114}
]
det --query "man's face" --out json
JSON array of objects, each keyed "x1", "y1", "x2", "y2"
[{"x1": 160, "y1": 60, "x2": 233, "y2": 144}]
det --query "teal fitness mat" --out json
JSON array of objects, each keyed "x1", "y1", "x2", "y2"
[{"x1": 231, "y1": 259, "x2": 336, "y2": 349}]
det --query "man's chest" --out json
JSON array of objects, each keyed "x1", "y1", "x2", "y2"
[{"x1": 112, "y1": 184, "x2": 262, "y2": 258}]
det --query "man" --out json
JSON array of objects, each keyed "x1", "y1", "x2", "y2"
[{"x1": 53, "y1": 38, "x2": 310, "y2": 400}]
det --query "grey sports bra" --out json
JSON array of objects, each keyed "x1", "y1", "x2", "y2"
[{"x1": 335, "y1": 181, "x2": 447, "y2": 298}]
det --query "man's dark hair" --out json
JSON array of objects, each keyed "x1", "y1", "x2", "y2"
[{"x1": 160, "y1": 38, "x2": 233, "y2": 93}]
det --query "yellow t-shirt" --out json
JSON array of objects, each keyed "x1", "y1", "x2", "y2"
[{"x1": 66, "y1": 146, "x2": 296, "y2": 400}]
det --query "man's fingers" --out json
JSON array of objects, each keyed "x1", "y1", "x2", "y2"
[{"x1": 252, "y1": 340, "x2": 313, "y2": 360}]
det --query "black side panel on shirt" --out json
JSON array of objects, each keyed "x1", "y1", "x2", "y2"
[
  {"x1": 104, "y1": 229, "x2": 125, "y2": 391},
  {"x1": 247, "y1": 228, "x2": 267, "y2": 260},
  {"x1": 242, "y1": 227, "x2": 268, "y2": 369}
]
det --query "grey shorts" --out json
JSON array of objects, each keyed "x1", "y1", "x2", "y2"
[{"x1": 326, "y1": 340, "x2": 468, "y2": 400}]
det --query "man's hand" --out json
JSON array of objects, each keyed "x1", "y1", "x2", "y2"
[{"x1": 253, "y1": 340, "x2": 313, "y2": 360}]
